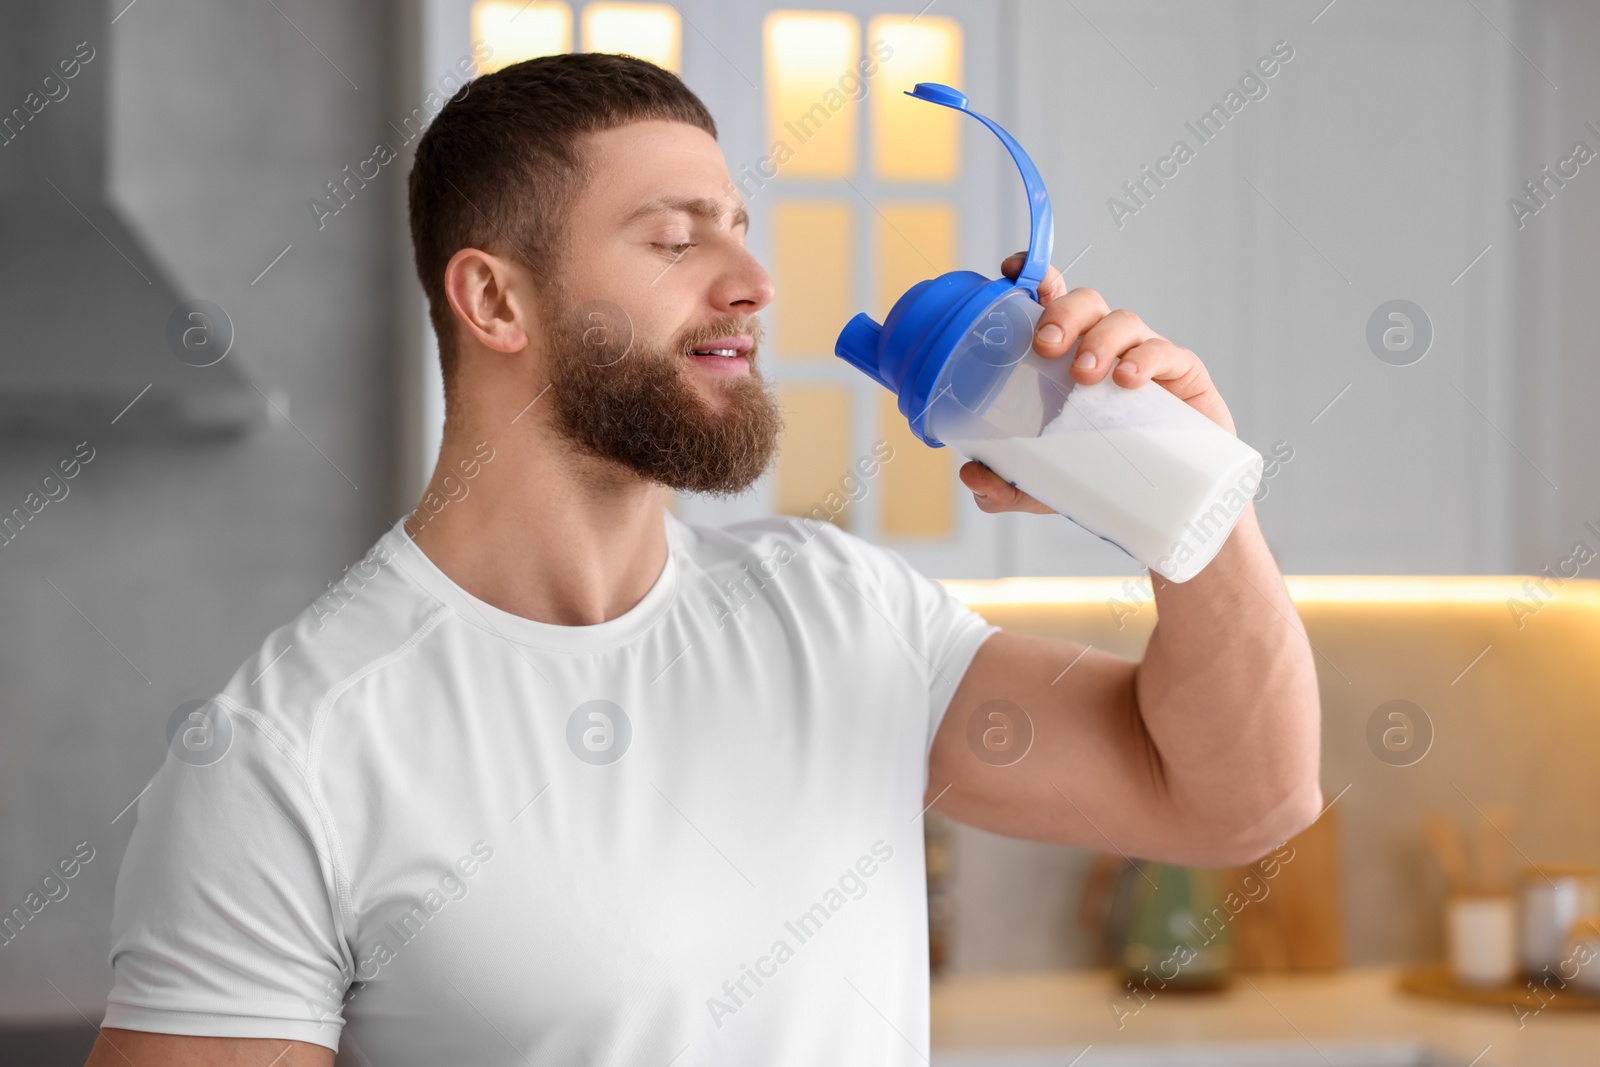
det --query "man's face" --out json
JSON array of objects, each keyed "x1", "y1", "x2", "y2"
[{"x1": 538, "y1": 120, "x2": 783, "y2": 497}]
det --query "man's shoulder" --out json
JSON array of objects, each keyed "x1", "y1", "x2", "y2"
[{"x1": 212, "y1": 531, "x2": 448, "y2": 762}]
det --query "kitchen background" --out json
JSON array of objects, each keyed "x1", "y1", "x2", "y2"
[{"x1": 3, "y1": 0, "x2": 1600, "y2": 1061}]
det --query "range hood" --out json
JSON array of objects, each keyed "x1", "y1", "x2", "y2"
[{"x1": 0, "y1": 0, "x2": 264, "y2": 439}]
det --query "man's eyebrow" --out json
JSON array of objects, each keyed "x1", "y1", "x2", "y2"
[{"x1": 622, "y1": 196, "x2": 750, "y2": 232}]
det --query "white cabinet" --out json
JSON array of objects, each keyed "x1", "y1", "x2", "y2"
[{"x1": 1006, "y1": 0, "x2": 1523, "y2": 579}]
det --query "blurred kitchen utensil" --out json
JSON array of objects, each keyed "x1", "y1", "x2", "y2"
[
  {"x1": 1476, "y1": 803, "x2": 1513, "y2": 893},
  {"x1": 1421, "y1": 811, "x2": 1470, "y2": 891},
  {"x1": 1421, "y1": 808, "x2": 1521, "y2": 988}
]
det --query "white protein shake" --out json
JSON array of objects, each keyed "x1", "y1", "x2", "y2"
[{"x1": 947, "y1": 392, "x2": 1263, "y2": 582}]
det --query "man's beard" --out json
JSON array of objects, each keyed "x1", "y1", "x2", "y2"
[{"x1": 540, "y1": 288, "x2": 785, "y2": 497}]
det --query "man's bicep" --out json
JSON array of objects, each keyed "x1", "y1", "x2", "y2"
[
  {"x1": 87, "y1": 1029, "x2": 333, "y2": 1066},
  {"x1": 927, "y1": 627, "x2": 1173, "y2": 853}
]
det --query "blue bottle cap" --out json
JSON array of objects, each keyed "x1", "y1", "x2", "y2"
[{"x1": 834, "y1": 82, "x2": 1055, "y2": 447}]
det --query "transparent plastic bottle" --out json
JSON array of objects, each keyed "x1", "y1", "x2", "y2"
[
  {"x1": 835, "y1": 82, "x2": 1263, "y2": 582},
  {"x1": 925, "y1": 288, "x2": 1263, "y2": 583}
]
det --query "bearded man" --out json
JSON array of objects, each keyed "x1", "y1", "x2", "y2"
[{"x1": 88, "y1": 52, "x2": 1321, "y2": 1067}]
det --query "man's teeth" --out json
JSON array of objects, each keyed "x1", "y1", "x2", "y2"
[{"x1": 692, "y1": 348, "x2": 740, "y2": 357}]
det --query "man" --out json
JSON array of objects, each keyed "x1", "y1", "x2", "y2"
[{"x1": 88, "y1": 53, "x2": 1320, "y2": 1066}]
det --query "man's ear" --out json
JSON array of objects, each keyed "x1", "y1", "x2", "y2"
[{"x1": 442, "y1": 248, "x2": 534, "y2": 354}]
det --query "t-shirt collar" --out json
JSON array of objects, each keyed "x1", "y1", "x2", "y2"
[{"x1": 381, "y1": 507, "x2": 685, "y2": 651}]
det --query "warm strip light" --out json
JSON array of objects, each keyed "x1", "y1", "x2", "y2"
[
  {"x1": 934, "y1": 575, "x2": 1600, "y2": 607},
  {"x1": 582, "y1": 3, "x2": 681, "y2": 72}
]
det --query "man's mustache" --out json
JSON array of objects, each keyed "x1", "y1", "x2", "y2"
[{"x1": 679, "y1": 318, "x2": 764, "y2": 354}]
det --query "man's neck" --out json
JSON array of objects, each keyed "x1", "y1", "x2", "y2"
[{"x1": 403, "y1": 425, "x2": 671, "y2": 628}]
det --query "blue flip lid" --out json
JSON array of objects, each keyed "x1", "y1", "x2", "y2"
[{"x1": 834, "y1": 82, "x2": 1055, "y2": 447}]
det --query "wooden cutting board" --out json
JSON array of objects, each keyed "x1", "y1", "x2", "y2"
[{"x1": 1224, "y1": 804, "x2": 1344, "y2": 970}]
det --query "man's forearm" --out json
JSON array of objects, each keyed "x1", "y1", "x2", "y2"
[{"x1": 1133, "y1": 501, "x2": 1324, "y2": 861}]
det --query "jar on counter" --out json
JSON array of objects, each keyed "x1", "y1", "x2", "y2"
[
  {"x1": 1562, "y1": 914, "x2": 1600, "y2": 995},
  {"x1": 1448, "y1": 892, "x2": 1518, "y2": 987},
  {"x1": 1520, "y1": 864, "x2": 1600, "y2": 977}
]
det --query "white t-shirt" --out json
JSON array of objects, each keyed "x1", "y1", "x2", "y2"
[{"x1": 103, "y1": 509, "x2": 999, "y2": 1066}]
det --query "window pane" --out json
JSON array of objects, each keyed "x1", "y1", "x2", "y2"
[
  {"x1": 472, "y1": 0, "x2": 573, "y2": 73},
  {"x1": 873, "y1": 203, "x2": 956, "y2": 538},
  {"x1": 773, "y1": 200, "x2": 853, "y2": 359},
  {"x1": 777, "y1": 385, "x2": 854, "y2": 527},
  {"x1": 873, "y1": 202, "x2": 956, "y2": 322},
  {"x1": 868, "y1": 14, "x2": 962, "y2": 181},
  {"x1": 877, "y1": 391, "x2": 953, "y2": 538},
  {"x1": 582, "y1": 3, "x2": 681, "y2": 73},
  {"x1": 763, "y1": 10, "x2": 861, "y2": 179}
]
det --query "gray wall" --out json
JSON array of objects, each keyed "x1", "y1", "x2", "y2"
[{"x1": 0, "y1": 0, "x2": 410, "y2": 1019}]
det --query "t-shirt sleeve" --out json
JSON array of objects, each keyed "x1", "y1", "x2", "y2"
[
  {"x1": 102, "y1": 701, "x2": 352, "y2": 1051},
  {"x1": 825, "y1": 526, "x2": 1002, "y2": 759}
]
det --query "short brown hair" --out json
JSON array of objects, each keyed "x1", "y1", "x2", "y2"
[{"x1": 406, "y1": 52, "x2": 718, "y2": 412}]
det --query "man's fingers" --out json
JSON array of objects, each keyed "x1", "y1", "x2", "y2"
[
  {"x1": 1111, "y1": 337, "x2": 1213, "y2": 399},
  {"x1": 1000, "y1": 252, "x2": 1068, "y2": 304},
  {"x1": 1074, "y1": 308, "x2": 1161, "y2": 382},
  {"x1": 958, "y1": 460, "x2": 1054, "y2": 515},
  {"x1": 1028, "y1": 287, "x2": 1114, "y2": 367},
  {"x1": 984, "y1": 267, "x2": 1236, "y2": 433}
]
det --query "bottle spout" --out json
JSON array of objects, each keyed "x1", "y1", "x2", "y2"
[
  {"x1": 904, "y1": 82, "x2": 1054, "y2": 302},
  {"x1": 835, "y1": 313, "x2": 890, "y2": 390}
]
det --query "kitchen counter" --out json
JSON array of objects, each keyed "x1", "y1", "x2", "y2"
[{"x1": 931, "y1": 967, "x2": 1600, "y2": 1065}]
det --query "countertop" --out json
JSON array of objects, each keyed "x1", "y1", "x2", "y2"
[{"x1": 930, "y1": 967, "x2": 1600, "y2": 1066}]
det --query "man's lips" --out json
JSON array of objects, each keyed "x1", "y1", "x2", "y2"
[{"x1": 687, "y1": 335, "x2": 754, "y2": 356}]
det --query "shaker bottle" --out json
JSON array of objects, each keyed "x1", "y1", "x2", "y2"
[{"x1": 833, "y1": 82, "x2": 1264, "y2": 583}]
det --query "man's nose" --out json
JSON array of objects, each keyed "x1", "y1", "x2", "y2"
[{"x1": 713, "y1": 245, "x2": 774, "y2": 314}]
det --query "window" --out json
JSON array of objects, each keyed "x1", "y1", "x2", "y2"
[
  {"x1": 582, "y1": 3, "x2": 681, "y2": 72},
  {"x1": 471, "y1": 1, "x2": 573, "y2": 71},
  {"x1": 868, "y1": 14, "x2": 963, "y2": 182},
  {"x1": 773, "y1": 200, "x2": 855, "y2": 359},
  {"x1": 762, "y1": 9, "x2": 964, "y2": 537},
  {"x1": 763, "y1": 11, "x2": 861, "y2": 179},
  {"x1": 473, "y1": 1, "x2": 681, "y2": 73}
]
